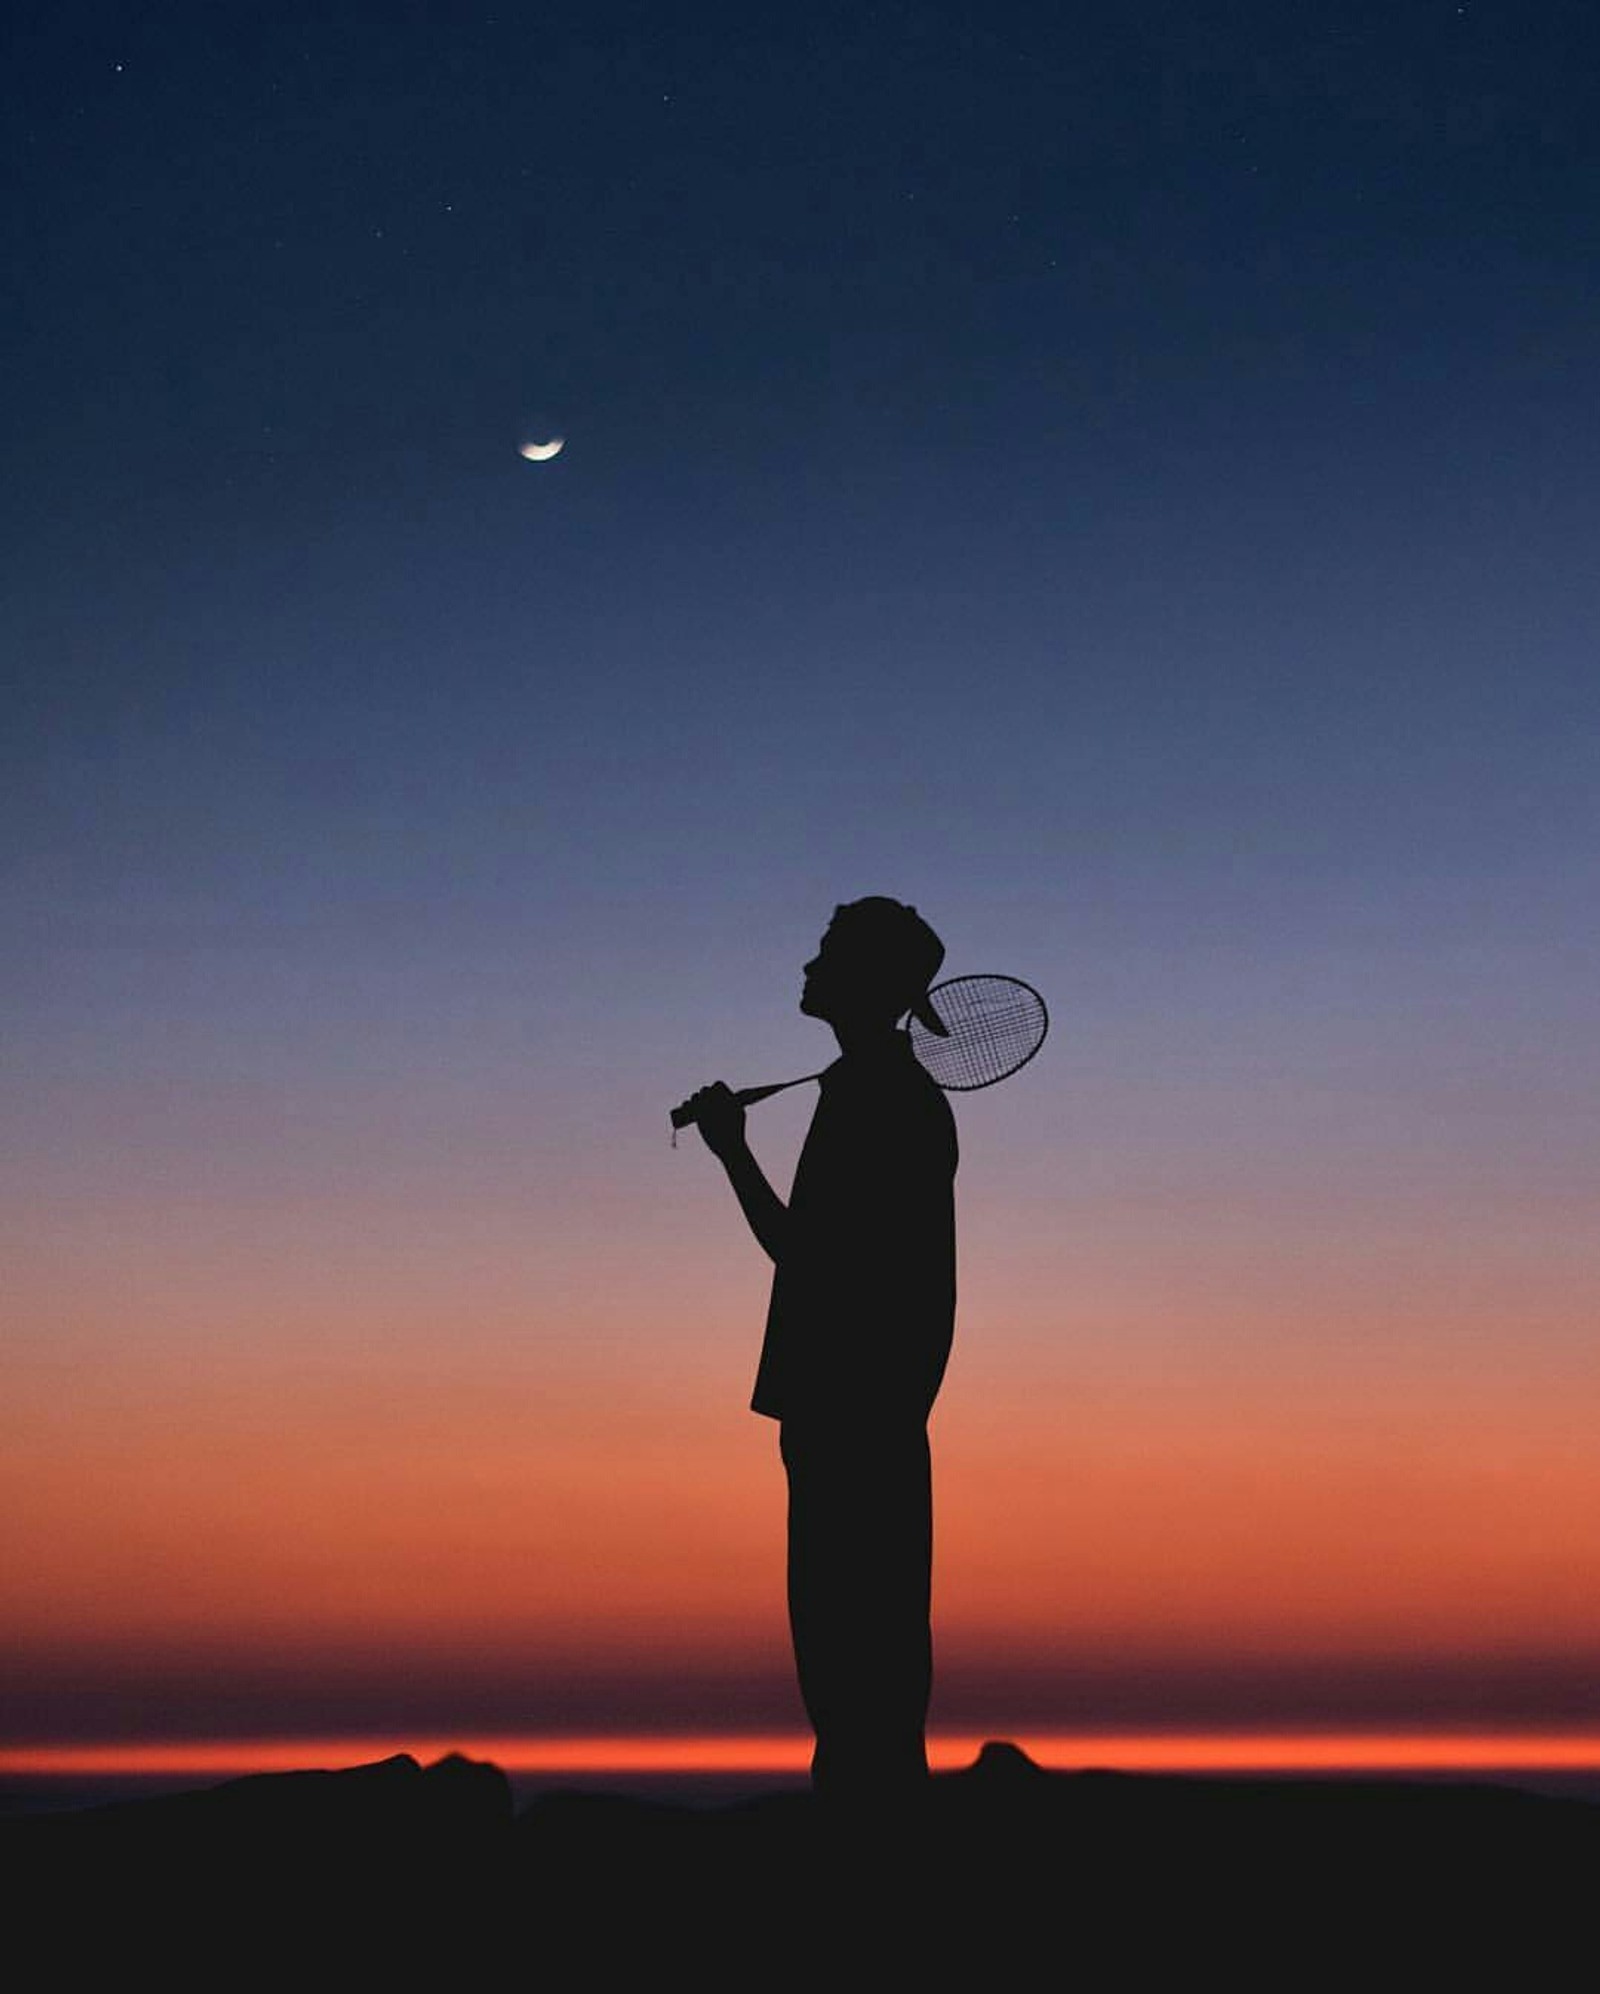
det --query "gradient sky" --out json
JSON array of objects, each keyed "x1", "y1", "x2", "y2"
[{"x1": 4, "y1": 1, "x2": 1599, "y2": 1762}]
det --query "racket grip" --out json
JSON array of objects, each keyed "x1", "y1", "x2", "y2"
[{"x1": 669, "y1": 1081, "x2": 793, "y2": 1130}]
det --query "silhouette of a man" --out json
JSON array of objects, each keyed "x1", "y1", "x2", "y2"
[{"x1": 683, "y1": 899, "x2": 957, "y2": 1804}]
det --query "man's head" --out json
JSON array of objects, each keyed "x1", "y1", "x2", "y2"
[{"x1": 800, "y1": 897, "x2": 949, "y2": 1036}]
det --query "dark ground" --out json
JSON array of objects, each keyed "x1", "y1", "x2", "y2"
[{"x1": 7, "y1": 1742, "x2": 1595, "y2": 1984}]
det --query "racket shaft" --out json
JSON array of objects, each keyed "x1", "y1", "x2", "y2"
[{"x1": 735, "y1": 1080, "x2": 796, "y2": 1108}]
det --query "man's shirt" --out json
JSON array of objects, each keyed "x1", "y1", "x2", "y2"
[{"x1": 751, "y1": 1033, "x2": 957, "y2": 1424}]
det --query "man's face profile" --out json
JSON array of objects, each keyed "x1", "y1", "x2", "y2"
[
  {"x1": 799, "y1": 929, "x2": 845, "y2": 1021},
  {"x1": 800, "y1": 917, "x2": 907, "y2": 1029}
]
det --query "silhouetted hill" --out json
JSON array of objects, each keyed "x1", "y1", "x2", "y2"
[{"x1": 7, "y1": 1742, "x2": 1594, "y2": 1982}]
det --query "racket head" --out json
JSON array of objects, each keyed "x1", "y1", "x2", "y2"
[{"x1": 907, "y1": 974, "x2": 1049, "y2": 1092}]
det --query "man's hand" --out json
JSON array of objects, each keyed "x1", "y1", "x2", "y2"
[{"x1": 678, "y1": 1081, "x2": 748, "y2": 1161}]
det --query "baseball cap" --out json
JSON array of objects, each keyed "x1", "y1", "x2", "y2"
[{"x1": 828, "y1": 897, "x2": 950, "y2": 1036}]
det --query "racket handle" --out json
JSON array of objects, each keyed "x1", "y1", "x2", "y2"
[{"x1": 669, "y1": 1076, "x2": 815, "y2": 1130}]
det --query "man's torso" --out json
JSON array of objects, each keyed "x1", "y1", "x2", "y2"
[{"x1": 752, "y1": 1035, "x2": 957, "y2": 1423}]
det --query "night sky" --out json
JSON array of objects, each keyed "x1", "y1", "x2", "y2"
[{"x1": 5, "y1": 1, "x2": 1599, "y2": 1770}]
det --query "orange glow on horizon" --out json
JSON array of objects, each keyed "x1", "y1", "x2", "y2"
[
  {"x1": 7, "y1": 1730, "x2": 1600, "y2": 1780},
  {"x1": 11, "y1": 1352, "x2": 1600, "y2": 1659}
]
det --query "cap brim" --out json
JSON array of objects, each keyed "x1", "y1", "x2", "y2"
[{"x1": 910, "y1": 993, "x2": 950, "y2": 1037}]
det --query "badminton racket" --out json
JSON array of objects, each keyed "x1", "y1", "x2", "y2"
[{"x1": 670, "y1": 974, "x2": 1048, "y2": 1131}]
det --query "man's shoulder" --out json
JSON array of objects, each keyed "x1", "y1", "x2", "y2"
[{"x1": 817, "y1": 1048, "x2": 955, "y2": 1166}]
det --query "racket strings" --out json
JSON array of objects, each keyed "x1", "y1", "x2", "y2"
[{"x1": 910, "y1": 978, "x2": 1047, "y2": 1090}]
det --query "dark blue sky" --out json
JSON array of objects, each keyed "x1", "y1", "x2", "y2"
[{"x1": 9, "y1": 2, "x2": 1599, "y2": 897}]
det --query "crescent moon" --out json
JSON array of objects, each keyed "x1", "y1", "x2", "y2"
[{"x1": 519, "y1": 438, "x2": 565, "y2": 462}]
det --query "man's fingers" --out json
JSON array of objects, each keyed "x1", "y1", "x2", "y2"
[{"x1": 686, "y1": 1081, "x2": 745, "y2": 1155}]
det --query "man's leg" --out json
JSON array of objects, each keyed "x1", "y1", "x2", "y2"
[{"x1": 780, "y1": 1418, "x2": 933, "y2": 1803}]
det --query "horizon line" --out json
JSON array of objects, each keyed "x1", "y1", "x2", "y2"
[{"x1": 8, "y1": 1729, "x2": 1600, "y2": 1780}]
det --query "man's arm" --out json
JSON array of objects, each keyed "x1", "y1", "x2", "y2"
[{"x1": 679, "y1": 1082, "x2": 790, "y2": 1264}]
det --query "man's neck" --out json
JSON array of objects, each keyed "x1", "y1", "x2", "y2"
[{"x1": 829, "y1": 1017, "x2": 903, "y2": 1060}]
